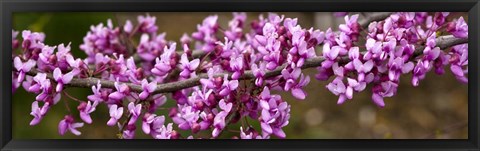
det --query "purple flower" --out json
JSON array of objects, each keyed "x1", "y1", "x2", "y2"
[
  {"x1": 218, "y1": 75, "x2": 239, "y2": 96},
  {"x1": 31, "y1": 73, "x2": 57, "y2": 103},
  {"x1": 172, "y1": 104, "x2": 200, "y2": 131},
  {"x1": 326, "y1": 77, "x2": 349, "y2": 104},
  {"x1": 137, "y1": 33, "x2": 168, "y2": 62},
  {"x1": 288, "y1": 27, "x2": 316, "y2": 68},
  {"x1": 281, "y1": 68, "x2": 310, "y2": 100},
  {"x1": 225, "y1": 12, "x2": 247, "y2": 41},
  {"x1": 12, "y1": 73, "x2": 21, "y2": 93},
  {"x1": 58, "y1": 115, "x2": 84, "y2": 136},
  {"x1": 412, "y1": 60, "x2": 429, "y2": 86},
  {"x1": 87, "y1": 81, "x2": 106, "y2": 102},
  {"x1": 123, "y1": 20, "x2": 133, "y2": 34},
  {"x1": 192, "y1": 15, "x2": 219, "y2": 52},
  {"x1": 14, "y1": 57, "x2": 36, "y2": 83},
  {"x1": 180, "y1": 34, "x2": 191, "y2": 46},
  {"x1": 137, "y1": 14, "x2": 158, "y2": 34},
  {"x1": 321, "y1": 43, "x2": 340, "y2": 68},
  {"x1": 122, "y1": 124, "x2": 136, "y2": 139},
  {"x1": 151, "y1": 43, "x2": 176, "y2": 77},
  {"x1": 199, "y1": 67, "x2": 222, "y2": 89},
  {"x1": 37, "y1": 45, "x2": 55, "y2": 70},
  {"x1": 55, "y1": 43, "x2": 73, "y2": 70},
  {"x1": 153, "y1": 123, "x2": 175, "y2": 139},
  {"x1": 352, "y1": 59, "x2": 374, "y2": 82},
  {"x1": 315, "y1": 66, "x2": 333, "y2": 81},
  {"x1": 449, "y1": 44, "x2": 468, "y2": 83},
  {"x1": 365, "y1": 39, "x2": 396, "y2": 61},
  {"x1": 190, "y1": 87, "x2": 215, "y2": 108},
  {"x1": 258, "y1": 87, "x2": 290, "y2": 138},
  {"x1": 128, "y1": 102, "x2": 142, "y2": 125},
  {"x1": 29, "y1": 73, "x2": 49, "y2": 93},
  {"x1": 22, "y1": 30, "x2": 45, "y2": 52},
  {"x1": 108, "y1": 81, "x2": 130, "y2": 101},
  {"x1": 65, "y1": 54, "x2": 85, "y2": 71},
  {"x1": 78, "y1": 101, "x2": 98, "y2": 124},
  {"x1": 255, "y1": 22, "x2": 283, "y2": 70},
  {"x1": 147, "y1": 115, "x2": 165, "y2": 135},
  {"x1": 284, "y1": 18, "x2": 298, "y2": 30},
  {"x1": 149, "y1": 94, "x2": 167, "y2": 113},
  {"x1": 291, "y1": 74, "x2": 310, "y2": 100},
  {"x1": 212, "y1": 99, "x2": 232, "y2": 138},
  {"x1": 80, "y1": 19, "x2": 126, "y2": 64},
  {"x1": 230, "y1": 56, "x2": 244, "y2": 80},
  {"x1": 192, "y1": 15, "x2": 218, "y2": 40},
  {"x1": 387, "y1": 57, "x2": 414, "y2": 81},
  {"x1": 142, "y1": 113, "x2": 165, "y2": 135},
  {"x1": 433, "y1": 12, "x2": 450, "y2": 26},
  {"x1": 125, "y1": 57, "x2": 142, "y2": 84},
  {"x1": 219, "y1": 99, "x2": 233, "y2": 112},
  {"x1": 240, "y1": 127, "x2": 266, "y2": 139},
  {"x1": 364, "y1": 38, "x2": 381, "y2": 59},
  {"x1": 139, "y1": 79, "x2": 157, "y2": 100},
  {"x1": 179, "y1": 53, "x2": 200, "y2": 79},
  {"x1": 107, "y1": 104, "x2": 123, "y2": 126},
  {"x1": 347, "y1": 78, "x2": 365, "y2": 93},
  {"x1": 267, "y1": 13, "x2": 285, "y2": 26},
  {"x1": 251, "y1": 62, "x2": 267, "y2": 86},
  {"x1": 53, "y1": 68, "x2": 79, "y2": 92},
  {"x1": 447, "y1": 16, "x2": 468, "y2": 38},
  {"x1": 29, "y1": 101, "x2": 50, "y2": 126},
  {"x1": 339, "y1": 14, "x2": 359, "y2": 35},
  {"x1": 372, "y1": 81, "x2": 398, "y2": 108}
]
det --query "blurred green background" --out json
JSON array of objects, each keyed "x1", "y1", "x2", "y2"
[{"x1": 12, "y1": 12, "x2": 468, "y2": 139}]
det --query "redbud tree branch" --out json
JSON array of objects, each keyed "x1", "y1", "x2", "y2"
[
  {"x1": 23, "y1": 35, "x2": 467, "y2": 94},
  {"x1": 131, "y1": 12, "x2": 394, "y2": 62},
  {"x1": 21, "y1": 13, "x2": 465, "y2": 95},
  {"x1": 358, "y1": 12, "x2": 393, "y2": 29}
]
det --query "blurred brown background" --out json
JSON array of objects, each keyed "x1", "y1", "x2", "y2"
[{"x1": 13, "y1": 12, "x2": 468, "y2": 139}]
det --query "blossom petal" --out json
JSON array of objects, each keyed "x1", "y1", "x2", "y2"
[
  {"x1": 372, "y1": 93, "x2": 385, "y2": 108},
  {"x1": 53, "y1": 68, "x2": 62, "y2": 81},
  {"x1": 291, "y1": 88, "x2": 306, "y2": 100}
]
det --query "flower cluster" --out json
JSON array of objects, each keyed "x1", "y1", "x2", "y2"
[
  {"x1": 317, "y1": 12, "x2": 468, "y2": 108},
  {"x1": 80, "y1": 19, "x2": 127, "y2": 64},
  {"x1": 12, "y1": 12, "x2": 468, "y2": 139}
]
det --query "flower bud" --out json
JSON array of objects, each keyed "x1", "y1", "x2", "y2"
[
  {"x1": 126, "y1": 124, "x2": 136, "y2": 131},
  {"x1": 49, "y1": 55, "x2": 57, "y2": 64},
  {"x1": 194, "y1": 100, "x2": 204, "y2": 110},
  {"x1": 170, "y1": 130, "x2": 180, "y2": 139},
  {"x1": 77, "y1": 102, "x2": 87, "y2": 111},
  {"x1": 446, "y1": 22, "x2": 456, "y2": 32},
  {"x1": 168, "y1": 108, "x2": 178, "y2": 117},
  {"x1": 191, "y1": 123, "x2": 201, "y2": 134},
  {"x1": 214, "y1": 77, "x2": 223, "y2": 88},
  {"x1": 207, "y1": 113, "x2": 215, "y2": 122},
  {"x1": 135, "y1": 68, "x2": 144, "y2": 79},
  {"x1": 64, "y1": 115, "x2": 74, "y2": 123},
  {"x1": 277, "y1": 26, "x2": 286, "y2": 35}
]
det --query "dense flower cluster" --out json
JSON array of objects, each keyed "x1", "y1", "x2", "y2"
[
  {"x1": 316, "y1": 12, "x2": 468, "y2": 108},
  {"x1": 12, "y1": 12, "x2": 468, "y2": 139}
]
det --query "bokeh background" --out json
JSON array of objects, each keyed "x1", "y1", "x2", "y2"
[{"x1": 12, "y1": 12, "x2": 468, "y2": 139}]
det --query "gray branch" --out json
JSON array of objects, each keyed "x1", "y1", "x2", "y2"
[
  {"x1": 358, "y1": 12, "x2": 394, "y2": 29},
  {"x1": 23, "y1": 35, "x2": 467, "y2": 94}
]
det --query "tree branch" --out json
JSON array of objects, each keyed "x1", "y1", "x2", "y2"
[
  {"x1": 358, "y1": 12, "x2": 394, "y2": 29},
  {"x1": 22, "y1": 35, "x2": 467, "y2": 95}
]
